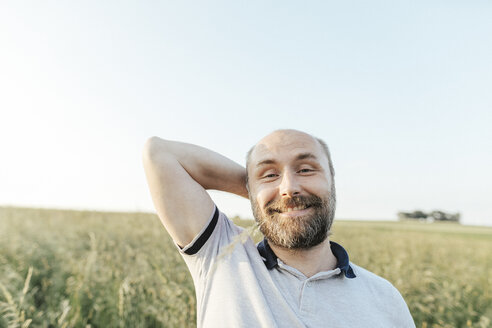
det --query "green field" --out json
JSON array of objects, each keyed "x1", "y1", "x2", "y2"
[{"x1": 1, "y1": 207, "x2": 491, "y2": 328}]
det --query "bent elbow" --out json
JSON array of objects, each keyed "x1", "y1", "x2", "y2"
[{"x1": 142, "y1": 136, "x2": 168, "y2": 163}]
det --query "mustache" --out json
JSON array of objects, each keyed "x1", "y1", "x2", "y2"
[{"x1": 265, "y1": 195, "x2": 323, "y2": 215}]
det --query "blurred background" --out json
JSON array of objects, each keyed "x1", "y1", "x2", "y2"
[{"x1": 2, "y1": 2, "x2": 492, "y2": 327}]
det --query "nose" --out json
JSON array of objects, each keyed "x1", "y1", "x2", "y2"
[{"x1": 279, "y1": 171, "x2": 301, "y2": 198}]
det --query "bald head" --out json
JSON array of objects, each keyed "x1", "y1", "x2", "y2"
[{"x1": 245, "y1": 129, "x2": 335, "y2": 187}]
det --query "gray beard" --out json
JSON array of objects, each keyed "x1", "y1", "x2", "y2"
[{"x1": 250, "y1": 188, "x2": 336, "y2": 249}]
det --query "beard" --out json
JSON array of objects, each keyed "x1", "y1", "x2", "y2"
[{"x1": 250, "y1": 186, "x2": 336, "y2": 250}]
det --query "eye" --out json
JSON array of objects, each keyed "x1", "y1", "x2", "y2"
[
  {"x1": 298, "y1": 168, "x2": 316, "y2": 174},
  {"x1": 260, "y1": 170, "x2": 279, "y2": 180}
]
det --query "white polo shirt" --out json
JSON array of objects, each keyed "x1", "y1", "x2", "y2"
[{"x1": 177, "y1": 206, "x2": 415, "y2": 328}]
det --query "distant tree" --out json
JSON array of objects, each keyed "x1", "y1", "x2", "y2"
[
  {"x1": 412, "y1": 210, "x2": 428, "y2": 219},
  {"x1": 449, "y1": 212, "x2": 461, "y2": 222},
  {"x1": 430, "y1": 210, "x2": 460, "y2": 222},
  {"x1": 430, "y1": 210, "x2": 446, "y2": 220},
  {"x1": 398, "y1": 210, "x2": 428, "y2": 220},
  {"x1": 398, "y1": 210, "x2": 460, "y2": 223},
  {"x1": 397, "y1": 212, "x2": 409, "y2": 220}
]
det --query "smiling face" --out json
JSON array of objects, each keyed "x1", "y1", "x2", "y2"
[{"x1": 247, "y1": 130, "x2": 336, "y2": 249}]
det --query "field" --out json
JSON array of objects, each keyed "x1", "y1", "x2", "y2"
[{"x1": 1, "y1": 207, "x2": 491, "y2": 328}]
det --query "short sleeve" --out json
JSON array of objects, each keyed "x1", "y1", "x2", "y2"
[{"x1": 175, "y1": 205, "x2": 244, "y2": 282}]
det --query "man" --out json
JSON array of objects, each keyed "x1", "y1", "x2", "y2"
[{"x1": 142, "y1": 129, "x2": 415, "y2": 328}]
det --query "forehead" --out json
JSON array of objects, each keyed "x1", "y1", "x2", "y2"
[{"x1": 250, "y1": 131, "x2": 324, "y2": 166}]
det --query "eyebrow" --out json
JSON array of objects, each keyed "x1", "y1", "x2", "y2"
[
  {"x1": 255, "y1": 153, "x2": 319, "y2": 167},
  {"x1": 296, "y1": 152, "x2": 318, "y2": 161},
  {"x1": 256, "y1": 159, "x2": 277, "y2": 167}
]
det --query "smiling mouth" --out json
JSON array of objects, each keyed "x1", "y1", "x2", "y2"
[{"x1": 274, "y1": 205, "x2": 312, "y2": 214}]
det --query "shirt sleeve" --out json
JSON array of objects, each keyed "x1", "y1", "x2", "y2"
[{"x1": 174, "y1": 205, "x2": 244, "y2": 282}]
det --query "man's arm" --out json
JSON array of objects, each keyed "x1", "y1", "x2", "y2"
[{"x1": 142, "y1": 137, "x2": 248, "y2": 247}]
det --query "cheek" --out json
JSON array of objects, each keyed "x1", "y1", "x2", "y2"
[
  {"x1": 255, "y1": 187, "x2": 276, "y2": 210},
  {"x1": 305, "y1": 176, "x2": 332, "y2": 194}
]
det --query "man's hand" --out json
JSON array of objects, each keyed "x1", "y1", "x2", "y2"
[{"x1": 142, "y1": 137, "x2": 248, "y2": 247}]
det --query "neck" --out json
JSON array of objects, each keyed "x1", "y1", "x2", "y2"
[{"x1": 269, "y1": 238, "x2": 338, "y2": 278}]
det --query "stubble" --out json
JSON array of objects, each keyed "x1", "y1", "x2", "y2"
[{"x1": 251, "y1": 187, "x2": 336, "y2": 249}]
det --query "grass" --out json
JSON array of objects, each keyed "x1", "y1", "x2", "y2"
[{"x1": 1, "y1": 207, "x2": 491, "y2": 327}]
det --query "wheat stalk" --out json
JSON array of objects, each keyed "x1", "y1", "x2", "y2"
[
  {"x1": 210, "y1": 222, "x2": 260, "y2": 275},
  {"x1": 0, "y1": 280, "x2": 21, "y2": 328},
  {"x1": 18, "y1": 267, "x2": 33, "y2": 308},
  {"x1": 57, "y1": 300, "x2": 71, "y2": 326}
]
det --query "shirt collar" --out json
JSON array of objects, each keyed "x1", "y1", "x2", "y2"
[{"x1": 257, "y1": 238, "x2": 356, "y2": 279}]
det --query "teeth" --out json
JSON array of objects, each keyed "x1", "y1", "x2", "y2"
[{"x1": 285, "y1": 206, "x2": 306, "y2": 212}]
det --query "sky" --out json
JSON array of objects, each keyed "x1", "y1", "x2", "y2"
[{"x1": 1, "y1": 1, "x2": 491, "y2": 226}]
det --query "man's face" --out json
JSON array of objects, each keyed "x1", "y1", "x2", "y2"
[{"x1": 247, "y1": 130, "x2": 336, "y2": 249}]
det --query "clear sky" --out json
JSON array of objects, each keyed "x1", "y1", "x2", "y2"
[{"x1": 1, "y1": 1, "x2": 491, "y2": 226}]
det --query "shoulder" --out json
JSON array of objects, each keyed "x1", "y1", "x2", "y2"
[
  {"x1": 350, "y1": 263, "x2": 415, "y2": 326},
  {"x1": 178, "y1": 206, "x2": 244, "y2": 256},
  {"x1": 178, "y1": 207, "x2": 261, "y2": 282},
  {"x1": 349, "y1": 263, "x2": 404, "y2": 300},
  {"x1": 350, "y1": 263, "x2": 391, "y2": 284}
]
